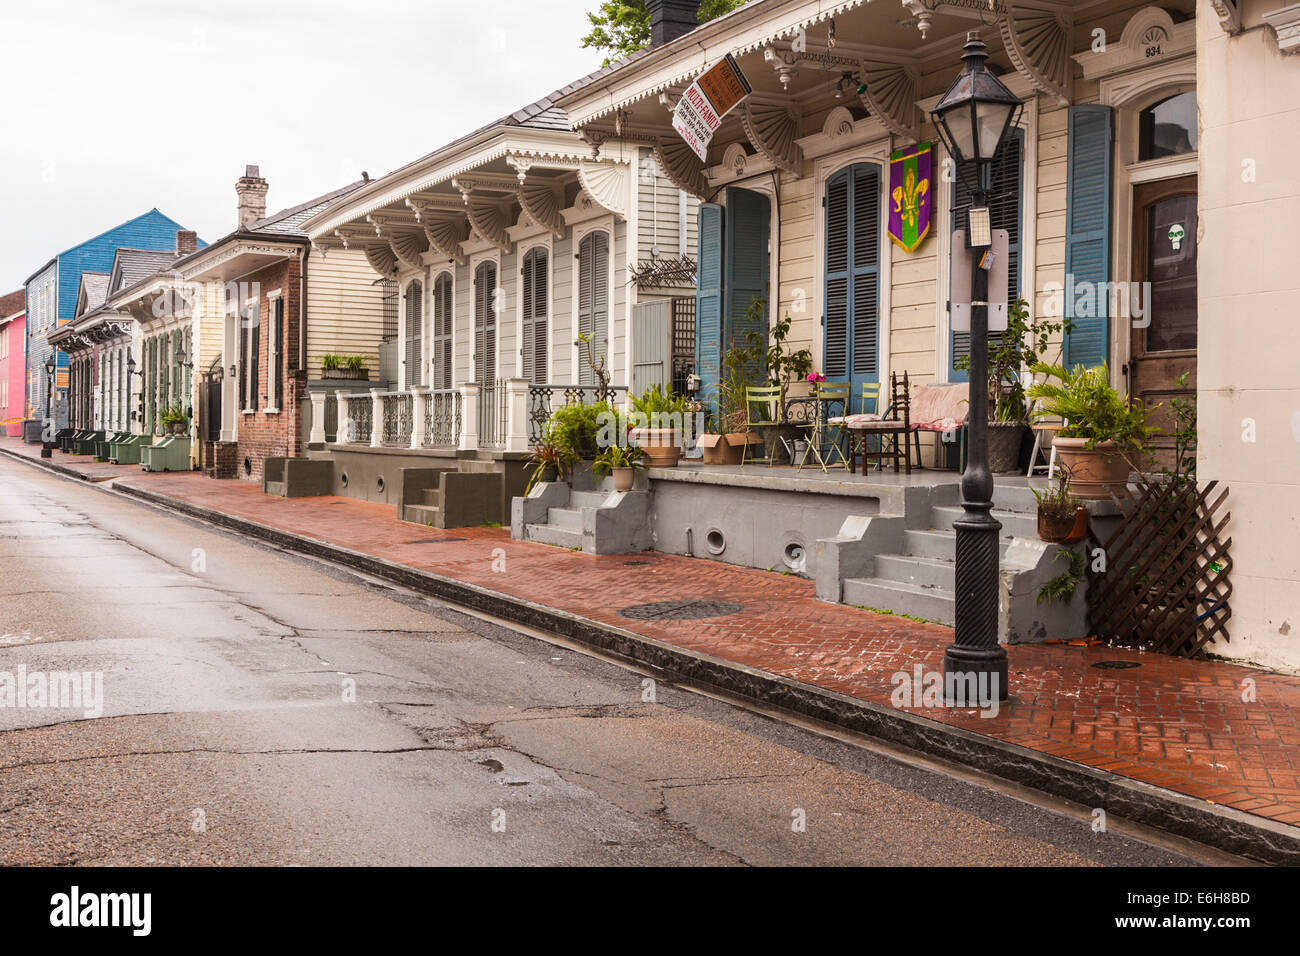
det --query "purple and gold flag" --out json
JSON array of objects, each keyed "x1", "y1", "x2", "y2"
[{"x1": 888, "y1": 143, "x2": 933, "y2": 253}]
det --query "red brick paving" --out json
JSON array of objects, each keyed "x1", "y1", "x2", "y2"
[{"x1": 6, "y1": 438, "x2": 1300, "y2": 830}]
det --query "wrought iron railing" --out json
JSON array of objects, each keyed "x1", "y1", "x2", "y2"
[
  {"x1": 381, "y1": 392, "x2": 413, "y2": 446},
  {"x1": 424, "y1": 389, "x2": 461, "y2": 447},
  {"x1": 338, "y1": 394, "x2": 372, "y2": 445},
  {"x1": 526, "y1": 383, "x2": 628, "y2": 447},
  {"x1": 477, "y1": 379, "x2": 508, "y2": 449}
]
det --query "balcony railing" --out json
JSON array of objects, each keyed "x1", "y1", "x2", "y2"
[
  {"x1": 423, "y1": 390, "x2": 461, "y2": 447},
  {"x1": 527, "y1": 384, "x2": 627, "y2": 447},
  {"x1": 381, "y1": 392, "x2": 413, "y2": 446},
  {"x1": 323, "y1": 381, "x2": 625, "y2": 453}
]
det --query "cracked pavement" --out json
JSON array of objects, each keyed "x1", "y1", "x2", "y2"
[{"x1": 0, "y1": 457, "x2": 1222, "y2": 865}]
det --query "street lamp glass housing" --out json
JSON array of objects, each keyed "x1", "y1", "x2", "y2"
[
  {"x1": 44, "y1": 355, "x2": 56, "y2": 376},
  {"x1": 930, "y1": 33, "x2": 1023, "y2": 171}
]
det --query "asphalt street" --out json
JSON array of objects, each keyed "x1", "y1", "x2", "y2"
[{"x1": 0, "y1": 456, "x2": 1238, "y2": 865}]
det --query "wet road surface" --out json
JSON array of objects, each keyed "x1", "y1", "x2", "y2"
[{"x1": 0, "y1": 456, "x2": 1236, "y2": 865}]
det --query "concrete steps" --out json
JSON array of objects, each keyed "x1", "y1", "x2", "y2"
[
  {"x1": 524, "y1": 522, "x2": 583, "y2": 549},
  {"x1": 843, "y1": 493, "x2": 1037, "y2": 627},
  {"x1": 404, "y1": 503, "x2": 442, "y2": 526},
  {"x1": 522, "y1": 490, "x2": 611, "y2": 547}
]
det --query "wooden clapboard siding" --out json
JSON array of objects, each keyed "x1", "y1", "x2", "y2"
[
  {"x1": 197, "y1": 280, "x2": 226, "y2": 373},
  {"x1": 498, "y1": 248, "x2": 517, "y2": 378},
  {"x1": 777, "y1": 175, "x2": 815, "y2": 355},
  {"x1": 550, "y1": 232, "x2": 573, "y2": 382},
  {"x1": 613, "y1": 220, "x2": 628, "y2": 383},
  {"x1": 454, "y1": 259, "x2": 472, "y2": 384},
  {"x1": 305, "y1": 249, "x2": 388, "y2": 376},
  {"x1": 636, "y1": 147, "x2": 699, "y2": 262}
]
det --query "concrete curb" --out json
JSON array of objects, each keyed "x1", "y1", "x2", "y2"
[
  {"x1": 5, "y1": 448, "x2": 1296, "y2": 864},
  {"x1": 0, "y1": 446, "x2": 109, "y2": 483}
]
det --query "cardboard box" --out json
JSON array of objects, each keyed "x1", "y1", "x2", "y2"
[{"x1": 699, "y1": 432, "x2": 761, "y2": 465}]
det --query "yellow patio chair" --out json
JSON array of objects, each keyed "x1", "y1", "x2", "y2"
[
  {"x1": 742, "y1": 385, "x2": 783, "y2": 466},
  {"x1": 797, "y1": 381, "x2": 850, "y2": 473}
]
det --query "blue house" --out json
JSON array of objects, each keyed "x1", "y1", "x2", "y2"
[{"x1": 23, "y1": 209, "x2": 204, "y2": 433}]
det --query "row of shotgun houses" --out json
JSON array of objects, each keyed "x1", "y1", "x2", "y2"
[{"x1": 34, "y1": 0, "x2": 1300, "y2": 672}]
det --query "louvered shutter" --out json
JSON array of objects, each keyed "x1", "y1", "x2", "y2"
[
  {"x1": 520, "y1": 248, "x2": 548, "y2": 384},
  {"x1": 404, "y1": 280, "x2": 423, "y2": 388},
  {"x1": 695, "y1": 203, "x2": 724, "y2": 416},
  {"x1": 824, "y1": 166, "x2": 880, "y2": 394},
  {"x1": 1064, "y1": 105, "x2": 1114, "y2": 370},
  {"x1": 431, "y1": 273, "x2": 453, "y2": 389},
  {"x1": 824, "y1": 171, "x2": 850, "y2": 379},
  {"x1": 723, "y1": 186, "x2": 770, "y2": 363},
  {"x1": 474, "y1": 261, "x2": 497, "y2": 384},
  {"x1": 577, "y1": 232, "x2": 608, "y2": 386},
  {"x1": 949, "y1": 129, "x2": 1023, "y2": 381},
  {"x1": 249, "y1": 311, "x2": 260, "y2": 410},
  {"x1": 271, "y1": 302, "x2": 283, "y2": 410}
]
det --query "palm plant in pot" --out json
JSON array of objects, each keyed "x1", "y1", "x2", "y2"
[
  {"x1": 1027, "y1": 362, "x2": 1155, "y2": 499},
  {"x1": 629, "y1": 384, "x2": 694, "y2": 467},
  {"x1": 161, "y1": 405, "x2": 188, "y2": 436},
  {"x1": 592, "y1": 442, "x2": 645, "y2": 492},
  {"x1": 955, "y1": 298, "x2": 1065, "y2": 474}
]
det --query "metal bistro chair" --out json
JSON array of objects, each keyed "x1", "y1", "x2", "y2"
[
  {"x1": 742, "y1": 385, "x2": 783, "y2": 466},
  {"x1": 830, "y1": 382, "x2": 884, "y2": 473},
  {"x1": 797, "y1": 381, "x2": 850, "y2": 473}
]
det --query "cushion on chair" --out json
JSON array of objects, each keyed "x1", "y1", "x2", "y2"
[
  {"x1": 829, "y1": 413, "x2": 882, "y2": 426},
  {"x1": 916, "y1": 418, "x2": 964, "y2": 433}
]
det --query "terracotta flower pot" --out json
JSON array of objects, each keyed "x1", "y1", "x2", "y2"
[
  {"x1": 1052, "y1": 437, "x2": 1130, "y2": 499},
  {"x1": 630, "y1": 427, "x2": 681, "y2": 467},
  {"x1": 612, "y1": 467, "x2": 635, "y2": 492},
  {"x1": 1038, "y1": 506, "x2": 1088, "y2": 544}
]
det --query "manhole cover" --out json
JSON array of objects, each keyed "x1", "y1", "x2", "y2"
[
  {"x1": 1091, "y1": 660, "x2": 1142, "y2": 670},
  {"x1": 619, "y1": 600, "x2": 742, "y2": 621},
  {"x1": 623, "y1": 560, "x2": 651, "y2": 566}
]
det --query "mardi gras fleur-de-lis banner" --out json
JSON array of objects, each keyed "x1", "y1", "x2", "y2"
[{"x1": 888, "y1": 143, "x2": 933, "y2": 253}]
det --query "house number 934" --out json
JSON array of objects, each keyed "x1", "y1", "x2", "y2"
[{"x1": 1145, "y1": 44, "x2": 1162, "y2": 57}]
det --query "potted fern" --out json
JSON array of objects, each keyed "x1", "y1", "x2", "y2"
[
  {"x1": 629, "y1": 384, "x2": 693, "y2": 467},
  {"x1": 1027, "y1": 362, "x2": 1154, "y2": 499}
]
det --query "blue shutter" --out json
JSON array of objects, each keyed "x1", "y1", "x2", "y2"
[
  {"x1": 695, "y1": 202, "x2": 724, "y2": 419},
  {"x1": 723, "y1": 187, "x2": 770, "y2": 360},
  {"x1": 949, "y1": 129, "x2": 1023, "y2": 382},
  {"x1": 1064, "y1": 104, "x2": 1114, "y2": 370},
  {"x1": 825, "y1": 164, "x2": 881, "y2": 396}
]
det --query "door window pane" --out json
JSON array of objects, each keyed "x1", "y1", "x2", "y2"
[
  {"x1": 1139, "y1": 92, "x2": 1197, "y2": 160},
  {"x1": 1145, "y1": 194, "x2": 1197, "y2": 352}
]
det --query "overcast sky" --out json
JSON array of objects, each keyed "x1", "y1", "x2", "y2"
[{"x1": 1, "y1": 0, "x2": 607, "y2": 292}]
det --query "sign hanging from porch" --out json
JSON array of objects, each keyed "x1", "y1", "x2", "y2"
[
  {"x1": 671, "y1": 54, "x2": 752, "y2": 162},
  {"x1": 888, "y1": 143, "x2": 934, "y2": 252}
]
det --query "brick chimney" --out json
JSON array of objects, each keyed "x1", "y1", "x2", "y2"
[
  {"x1": 176, "y1": 230, "x2": 198, "y2": 256},
  {"x1": 648, "y1": 0, "x2": 699, "y2": 46},
  {"x1": 235, "y1": 165, "x2": 268, "y2": 229}
]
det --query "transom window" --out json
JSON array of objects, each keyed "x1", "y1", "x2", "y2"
[{"x1": 1139, "y1": 91, "x2": 1197, "y2": 161}]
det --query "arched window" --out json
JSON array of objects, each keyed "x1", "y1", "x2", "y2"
[
  {"x1": 576, "y1": 231, "x2": 608, "y2": 386},
  {"x1": 404, "y1": 279, "x2": 424, "y2": 388},
  {"x1": 473, "y1": 261, "x2": 497, "y2": 384},
  {"x1": 431, "y1": 272, "x2": 453, "y2": 390},
  {"x1": 1139, "y1": 91, "x2": 1197, "y2": 161},
  {"x1": 521, "y1": 247, "x2": 548, "y2": 383}
]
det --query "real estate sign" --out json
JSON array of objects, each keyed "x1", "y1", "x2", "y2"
[{"x1": 672, "y1": 54, "x2": 752, "y2": 162}]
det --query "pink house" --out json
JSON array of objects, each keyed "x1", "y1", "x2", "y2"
[{"x1": 0, "y1": 289, "x2": 25, "y2": 438}]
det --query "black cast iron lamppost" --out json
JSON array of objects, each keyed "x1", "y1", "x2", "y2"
[
  {"x1": 930, "y1": 32, "x2": 1022, "y2": 702},
  {"x1": 40, "y1": 354, "x2": 56, "y2": 458}
]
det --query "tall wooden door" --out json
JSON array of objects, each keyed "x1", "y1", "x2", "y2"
[{"x1": 1128, "y1": 175, "x2": 1197, "y2": 462}]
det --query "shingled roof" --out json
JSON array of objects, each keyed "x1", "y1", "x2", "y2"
[
  {"x1": 109, "y1": 249, "x2": 181, "y2": 295},
  {"x1": 0, "y1": 289, "x2": 24, "y2": 318}
]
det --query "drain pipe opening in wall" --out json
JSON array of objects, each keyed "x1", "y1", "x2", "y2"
[{"x1": 685, "y1": 527, "x2": 693, "y2": 557}]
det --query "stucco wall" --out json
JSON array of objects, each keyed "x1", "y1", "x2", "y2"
[{"x1": 1196, "y1": 0, "x2": 1300, "y2": 671}]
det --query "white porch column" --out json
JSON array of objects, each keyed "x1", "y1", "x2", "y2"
[
  {"x1": 309, "y1": 390, "x2": 327, "y2": 445},
  {"x1": 220, "y1": 317, "x2": 238, "y2": 442},
  {"x1": 458, "y1": 382, "x2": 480, "y2": 452},
  {"x1": 504, "y1": 378, "x2": 530, "y2": 453},
  {"x1": 369, "y1": 388, "x2": 383, "y2": 448},
  {"x1": 334, "y1": 390, "x2": 350, "y2": 443},
  {"x1": 410, "y1": 387, "x2": 429, "y2": 449}
]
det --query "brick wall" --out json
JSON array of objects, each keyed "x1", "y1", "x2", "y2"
[{"x1": 234, "y1": 256, "x2": 305, "y2": 483}]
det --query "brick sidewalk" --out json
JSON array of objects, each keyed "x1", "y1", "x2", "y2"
[{"x1": 6, "y1": 438, "x2": 1300, "y2": 842}]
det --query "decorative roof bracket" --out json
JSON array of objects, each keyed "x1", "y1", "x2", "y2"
[
  {"x1": 856, "y1": 58, "x2": 920, "y2": 141},
  {"x1": 741, "y1": 94, "x2": 804, "y2": 175},
  {"x1": 1000, "y1": 3, "x2": 1073, "y2": 105}
]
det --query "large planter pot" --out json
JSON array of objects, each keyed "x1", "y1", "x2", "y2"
[
  {"x1": 611, "y1": 467, "x2": 635, "y2": 493},
  {"x1": 630, "y1": 427, "x2": 682, "y2": 467},
  {"x1": 987, "y1": 422, "x2": 1026, "y2": 474},
  {"x1": 1038, "y1": 506, "x2": 1088, "y2": 544},
  {"x1": 322, "y1": 368, "x2": 369, "y2": 381},
  {"x1": 168, "y1": 422, "x2": 187, "y2": 436},
  {"x1": 1052, "y1": 437, "x2": 1130, "y2": 499}
]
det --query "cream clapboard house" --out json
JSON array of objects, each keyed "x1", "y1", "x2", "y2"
[
  {"x1": 550, "y1": 0, "x2": 1300, "y2": 669},
  {"x1": 294, "y1": 89, "x2": 698, "y2": 522}
]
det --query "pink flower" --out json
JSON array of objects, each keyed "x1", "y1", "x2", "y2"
[{"x1": 807, "y1": 372, "x2": 825, "y2": 383}]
